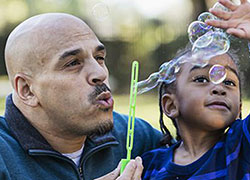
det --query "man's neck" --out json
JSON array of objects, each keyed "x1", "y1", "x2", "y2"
[{"x1": 39, "y1": 130, "x2": 87, "y2": 153}]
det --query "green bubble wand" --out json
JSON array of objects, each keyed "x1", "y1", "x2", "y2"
[{"x1": 120, "y1": 61, "x2": 139, "y2": 174}]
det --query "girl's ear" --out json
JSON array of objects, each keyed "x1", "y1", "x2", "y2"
[{"x1": 162, "y1": 93, "x2": 179, "y2": 119}]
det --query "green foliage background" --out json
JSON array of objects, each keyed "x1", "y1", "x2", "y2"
[{"x1": 1, "y1": 0, "x2": 249, "y2": 96}]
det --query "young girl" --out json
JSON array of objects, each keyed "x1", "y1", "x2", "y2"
[{"x1": 142, "y1": 0, "x2": 250, "y2": 179}]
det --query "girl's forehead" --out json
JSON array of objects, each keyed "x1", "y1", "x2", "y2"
[
  {"x1": 209, "y1": 54, "x2": 237, "y2": 68},
  {"x1": 183, "y1": 53, "x2": 237, "y2": 72}
]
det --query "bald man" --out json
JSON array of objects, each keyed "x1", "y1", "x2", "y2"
[{"x1": 1, "y1": 13, "x2": 162, "y2": 180}]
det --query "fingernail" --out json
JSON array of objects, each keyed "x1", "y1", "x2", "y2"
[{"x1": 136, "y1": 156, "x2": 142, "y2": 163}]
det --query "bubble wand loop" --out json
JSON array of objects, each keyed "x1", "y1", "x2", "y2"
[{"x1": 120, "y1": 61, "x2": 139, "y2": 174}]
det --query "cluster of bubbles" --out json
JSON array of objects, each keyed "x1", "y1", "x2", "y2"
[{"x1": 137, "y1": 2, "x2": 231, "y2": 94}]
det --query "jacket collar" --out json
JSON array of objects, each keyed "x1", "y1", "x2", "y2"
[{"x1": 4, "y1": 94, "x2": 118, "y2": 152}]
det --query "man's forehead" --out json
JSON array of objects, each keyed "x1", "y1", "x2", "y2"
[
  {"x1": 58, "y1": 44, "x2": 106, "y2": 61},
  {"x1": 5, "y1": 13, "x2": 98, "y2": 73}
]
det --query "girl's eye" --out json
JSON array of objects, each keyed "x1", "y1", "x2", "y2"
[
  {"x1": 224, "y1": 80, "x2": 236, "y2": 86},
  {"x1": 193, "y1": 76, "x2": 209, "y2": 83},
  {"x1": 66, "y1": 59, "x2": 81, "y2": 67}
]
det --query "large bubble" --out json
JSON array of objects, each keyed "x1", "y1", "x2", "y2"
[
  {"x1": 198, "y1": 12, "x2": 217, "y2": 30},
  {"x1": 209, "y1": 64, "x2": 227, "y2": 84},
  {"x1": 192, "y1": 31, "x2": 230, "y2": 56},
  {"x1": 188, "y1": 21, "x2": 212, "y2": 44}
]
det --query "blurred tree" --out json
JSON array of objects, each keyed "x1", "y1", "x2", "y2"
[
  {"x1": 0, "y1": 0, "x2": 249, "y2": 97},
  {"x1": 191, "y1": 0, "x2": 208, "y2": 19}
]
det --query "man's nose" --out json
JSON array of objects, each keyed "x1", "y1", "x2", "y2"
[
  {"x1": 87, "y1": 61, "x2": 107, "y2": 86},
  {"x1": 210, "y1": 85, "x2": 226, "y2": 96}
]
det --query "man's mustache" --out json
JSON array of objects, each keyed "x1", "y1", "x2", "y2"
[{"x1": 88, "y1": 83, "x2": 111, "y2": 103}]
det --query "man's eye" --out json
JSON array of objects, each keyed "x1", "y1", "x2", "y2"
[
  {"x1": 96, "y1": 56, "x2": 105, "y2": 61},
  {"x1": 193, "y1": 76, "x2": 209, "y2": 83},
  {"x1": 66, "y1": 59, "x2": 81, "y2": 67},
  {"x1": 224, "y1": 80, "x2": 236, "y2": 86},
  {"x1": 95, "y1": 56, "x2": 105, "y2": 65}
]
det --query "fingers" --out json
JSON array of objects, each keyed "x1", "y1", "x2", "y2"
[
  {"x1": 209, "y1": 8, "x2": 232, "y2": 20},
  {"x1": 227, "y1": 28, "x2": 247, "y2": 38},
  {"x1": 133, "y1": 157, "x2": 144, "y2": 180},
  {"x1": 240, "y1": 0, "x2": 248, "y2": 4},
  {"x1": 218, "y1": 0, "x2": 238, "y2": 11},
  {"x1": 118, "y1": 157, "x2": 144, "y2": 180},
  {"x1": 118, "y1": 160, "x2": 137, "y2": 179},
  {"x1": 206, "y1": 19, "x2": 229, "y2": 29}
]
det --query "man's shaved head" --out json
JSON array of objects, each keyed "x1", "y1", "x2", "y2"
[
  {"x1": 3, "y1": 12, "x2": 114, "y2": 154},
  {"x1": 5, "y1": 13, "x2": 93, "y2": 86}
]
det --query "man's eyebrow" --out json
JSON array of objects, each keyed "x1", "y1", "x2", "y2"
[
  {"x1": 59, "y1": 48, "x2": 82, "y2": 60},
  {"x1": 189, "y1": 64, "x2": 239, "y2": 78},
  {"x1": 96, "y1": 45, "x2": 105, "y2": 52}
]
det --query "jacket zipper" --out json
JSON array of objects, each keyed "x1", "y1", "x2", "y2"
[
  {"x1": 78, "y1": 166, "x2": 83, "y2": 179},
  {"x1": 28, "y1": 149, "x2": 82, "y2": 180}
]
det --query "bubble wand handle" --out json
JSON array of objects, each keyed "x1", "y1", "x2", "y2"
[{"x1": 120, "y1": 61, "x2": 139, "y2": 174}]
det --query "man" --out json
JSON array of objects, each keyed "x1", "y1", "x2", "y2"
[{"x1": 1, "y1": 13, "x2": 162, "y2": 179}]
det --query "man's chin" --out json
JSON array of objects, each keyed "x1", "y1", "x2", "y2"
[
  {"x1": 99, "y1": 106, "x2": 113, "y2": 112},
  {"x1": 88, "y1": 120, "x2": 114, "y2": 136}
]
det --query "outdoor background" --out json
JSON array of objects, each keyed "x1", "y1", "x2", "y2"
[{"x1": 0, "y1": 0, "x2": 249, "y2": 131}]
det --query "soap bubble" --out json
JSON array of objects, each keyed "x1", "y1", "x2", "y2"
[
  {"x1": 198, "y1": 12, "x2": 217, "y2": 22},
  {"x1": 190, "y1": 50, "x2": 210, "y2": 67},
  {"x1": 192, "y1": 31, "x2": 214, "y2": 49},
  {"x1": 192, "y1": 31, "x2": 230, "y2": 56},
  {"x1": 209, "y1": 64, "x2": 227, "y2": 84},
  {"x1": 188, "y1": 21, "x2": 212, "y2": 44},
  {"x1": 159, "y1": 60, "x2": 180, "y2": 83},
  {"x1": 92, "y1": 2, "x2": 110, "y2": 21},
  {"x1": 198, "y1": 12, "x2": 217, "y2": 30},
  {"x1": 137, "y1": 72, "x2": 159, "y2": 94}
]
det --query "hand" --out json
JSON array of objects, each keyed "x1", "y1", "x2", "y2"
[
  {"x1": 206, "y1": 0, "x2": 250, "y2": 40},
  {"x1": 94, "y1": 157, "x2": 144, "y2": 180}
]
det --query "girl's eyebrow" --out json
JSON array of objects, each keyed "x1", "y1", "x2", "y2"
[{"x1": 190, "y1": 64, "x2": 239, "y2": 79}]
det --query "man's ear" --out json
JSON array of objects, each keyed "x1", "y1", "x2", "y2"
[
  {"x1": 14, "y1": 73, "x2": 39, "y2": 107},
  {"x1": 162, "y1": 93, "x2": 179, "y2": 119}
]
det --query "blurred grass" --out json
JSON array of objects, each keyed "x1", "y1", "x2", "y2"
[
  {"x1": 0, "y1": 97, "x2": 5, "y2": 116},
  {"x1": 113, "y1": 94, "x2": 162, "y2": 130},
  {"x1": 0, "y1": 95, "x2": 249, "y2": 133},
  {"x1": 0, "y1": 76, "x2": 8, "y2": 80}
]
